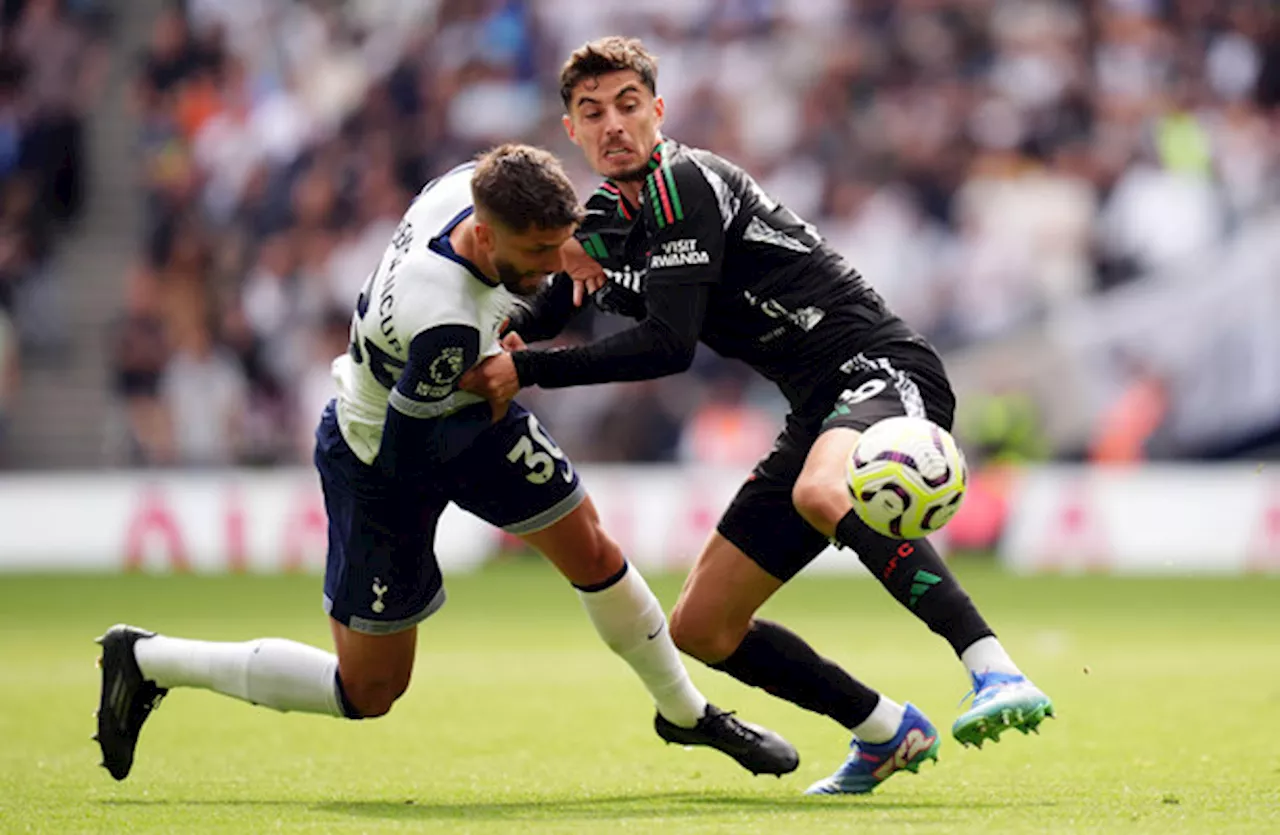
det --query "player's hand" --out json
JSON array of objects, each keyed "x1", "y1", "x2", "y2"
[
  {"x1": 561, "y1": 236, "x2": 606, "y2": 306},
  {"x1": 459, "y1": 352, "x2": 521, "y2": 404},
  {"x1": 500, "y1": 332, "x2": 527, "y2": 352}
]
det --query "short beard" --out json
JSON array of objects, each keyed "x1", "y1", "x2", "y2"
[
  {"x1": 495, "y1": 259, "x2": 541, "y2": 296},
  {"x1": 611, "y1": 161, "x2": 651, "y2": 182}
]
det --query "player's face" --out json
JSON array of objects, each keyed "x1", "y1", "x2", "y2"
[
  {"x1": 482, "y1": 222, "x2": 577, "y2": 297},
  {"x1": 564, "y1": 70, "x2": 665, "y2": 182}
]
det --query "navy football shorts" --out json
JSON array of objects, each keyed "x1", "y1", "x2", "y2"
[{"x1": 315, "y1": 399, "x2": 584, "y2": 634}]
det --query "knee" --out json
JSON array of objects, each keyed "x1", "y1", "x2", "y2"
[
  {"x1": 791, "y1": 473, "x2": 845, "y2": 530},
  {"x1": 669, "y1": 599, "x2": 749, "y2": 664},
  {"x1": 575, "y1": 524, "x2": 626, "y2": 586},
  {"x1": 339, "y1": 672, "x2": 410, "y2": 719}
]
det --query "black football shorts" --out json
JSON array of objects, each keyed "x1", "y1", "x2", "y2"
[{"x1": 717, "y1": 339, "x2": 956, "y2": 581}]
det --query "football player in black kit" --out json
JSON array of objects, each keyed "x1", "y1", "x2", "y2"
[{"x1": 462, "y1": 37, "x2": 1053, "y2": 795}]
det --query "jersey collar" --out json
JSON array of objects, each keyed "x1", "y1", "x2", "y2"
[
  {"x1": 598, "y1": 180, "x2": 635, "y2": 220},
  {"x1": 601, "y1": 139, "x2": 674, "y2": 220},
  {"x1": 428, "y1": 206, "x2": 499, "y2": 288},
  {"x1": 645, "y1": 139, "x2": 669, "y2": 172}
]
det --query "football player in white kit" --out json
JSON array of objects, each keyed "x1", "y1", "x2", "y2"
[{"x1": 94, "y1": 145, "x2": 798, "y2": 782}]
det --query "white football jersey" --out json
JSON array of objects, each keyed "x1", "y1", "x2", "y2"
[{"x1": 332, "y1": 163, "x2": 518, "y2": 464}]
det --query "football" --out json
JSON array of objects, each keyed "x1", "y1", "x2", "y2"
[{"x1": 846, "y1": 416, "x2": 968, "y2": 540}]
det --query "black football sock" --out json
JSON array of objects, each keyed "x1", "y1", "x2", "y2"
[
  {"x1": 835, "y1": 509, "x2": 994, "y2": 656},
  {"x1": 709, "y1": 619, "x2": 881, "y2": 729}
]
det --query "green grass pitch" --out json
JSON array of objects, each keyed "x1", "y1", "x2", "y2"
[{"x1": 1, "y1": 559, "x2": 1278, "y2": 834}]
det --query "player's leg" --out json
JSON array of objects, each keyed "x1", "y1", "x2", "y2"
[
  {"x1": 519, "y1": 497, "x2": 796, "y2": 776},
  {"x1": 791, "y1": 346, "x2": 1052, "y2": 746},
  {"x1": 672, "y1": 438, "x2": 888, "y2": 735},
  {"x1": 518, "y1": 495, "x2": 709, "y2": 727},
  {"x1": 450, "y1": 403, "x2": 796, "y2": 775},
  {"x1": 672, "y1": 529, "x2": 919, "y2": 744},
  {"x1": 670, "y1": 469, "x2": 937, "y2": 794},
  {"x1": 655, "y1": 437, "x2": 936, "y2": 794},
  {"x1": 827, "y1": 498, "x2": 1054, "y2": 747},
  {"x1": 95, "y1": 402, "x2": 441, "y2": 780},
  {"x1": 328, "y1": 619, "x2": 416, "y2": 717},
  {"x1": 95, "y1": 621, "x2": 417, "y2": 782},
  {"x1": 794, "y1": 423, "x2": 998, "y2": 662}
]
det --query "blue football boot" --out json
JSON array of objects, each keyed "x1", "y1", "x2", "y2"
[{"x1": 805, "y1": 703, "x2": 940, "y2": 795}]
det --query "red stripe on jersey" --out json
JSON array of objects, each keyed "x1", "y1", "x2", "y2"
[{"x1": 652, "y1": 169, "x2": 676, "y2": 225}]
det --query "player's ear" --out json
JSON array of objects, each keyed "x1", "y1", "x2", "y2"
[
  {"x1": 562, "y1": 113, "x2": 578, "y2": 146},
  {"x1": 654, "y1": 95, "x2": 665, "y2": 127}
]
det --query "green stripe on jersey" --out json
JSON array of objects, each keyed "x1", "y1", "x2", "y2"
[
  {"x1": 647, "y1": 177, "x2": 665, "y2": 228},
  {"x1": 661, "y1": 161, "x2": 684, "y2": 221}
]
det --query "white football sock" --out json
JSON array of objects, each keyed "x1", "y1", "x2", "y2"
[
  {"x1": 851, "y1": 695, "x2": 906, "y2": 744},
  {"x1": 577, "y1": 563, "x2": 708, "y2": 728},
  {"x1": 134, "y1": 635, "x2": 344, "y2": 717},
  {"x1": 960, "y1": 636, "x2": 1022, "y2": 677}
]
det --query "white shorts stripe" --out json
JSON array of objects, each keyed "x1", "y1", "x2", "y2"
[
  {"x1": 389, "y1": 388, "x2": 475, "y2": 419},
  {"x1": 503, "y1": 481, "x2": 587, "y2": 536},
  {"x1": 329, "y1": 586, "x2": 448, "y2": 635}
]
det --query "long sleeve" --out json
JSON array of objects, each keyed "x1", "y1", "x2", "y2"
[
  {"x1": 510, "y1": 153, "x2": 725, "y2": 390},
  {"x1": 512, "y1": 278, "x2": 711, "y2": 387},
  {"x1": 503, "y1": 273, "x2": 578, "y2": 343}
]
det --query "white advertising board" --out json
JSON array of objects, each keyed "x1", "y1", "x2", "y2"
[
  {"x1": 0, "y1": 467, "x2": 866, "y2": 574},
  {"x1": 999, "y1": 465, "x2": 1280, "y2": 574},
  {"x1": 5, "y1": 465, "x2": 1269, "y2": 576}
]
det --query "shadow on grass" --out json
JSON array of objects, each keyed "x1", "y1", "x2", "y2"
[{"x1": 102, "y1": 791, "x2": 1058, "y2": 821}]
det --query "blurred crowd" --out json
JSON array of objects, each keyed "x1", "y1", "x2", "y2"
[
  {"x1": 109, "y1": 0, "x2": 1280, "y2": 468},
  {"x1": 0, "y1": 0, "x2": 106, "y2": 451}
]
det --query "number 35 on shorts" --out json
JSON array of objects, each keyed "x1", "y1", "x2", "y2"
[{"x1": 506, "y1": 414, "x2": 575, "y2": 485}]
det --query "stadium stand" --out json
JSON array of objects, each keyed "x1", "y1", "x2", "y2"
[{"x1": 4, "y1": 0, "x2": 1279, "y2": 468}]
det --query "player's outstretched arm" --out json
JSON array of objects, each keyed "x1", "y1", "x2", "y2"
[
  {"x1": 503, "y1": 277, "x2": 711, "y2": 389},
  {"x1": 498, "y1": 157, "x2": 726, "y2": 391},
  {"x1": 503, "y1": 272, "x2": 578, "y2": 344},
  {"x1": 503, "y1": 232, "x2": 612, "y2": 344}
]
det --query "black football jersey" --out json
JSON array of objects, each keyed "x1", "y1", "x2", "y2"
[{"x1": 512, "y1": 140, "x2": 917, "y2": 409}]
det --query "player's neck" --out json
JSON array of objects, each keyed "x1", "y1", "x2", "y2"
[
  {"x1": 611, "y1": 136, "x2": 664, "y2": 207},
  {"x1": 614, "y1": 180, "x2": 644, "y2": 207},
  {"x1": 450, "y1": 213, "x2": 498, "y2": 282}
]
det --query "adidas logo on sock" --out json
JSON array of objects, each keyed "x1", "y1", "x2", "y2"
[{"x1": 908, "y1": 570, "x2": 941, "y2": 608}]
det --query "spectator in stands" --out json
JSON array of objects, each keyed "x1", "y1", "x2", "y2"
[
  {"x1": 591, "y1": 379, "x2": 686, "y2": 463},
  {"x1": 134, "y1": 4, "x2": 205, "y2": 108},
  {"x1": 158, "y1": 317, "x2": 247, "y2": 467},
  {"x1": 678, "y1": 374, "x2": 778, "y2": 467},
  {"x1": 1089, "y1": 349, "x2": 1171, "y2": 465},
  {"x1": 13, "y1": 0, "x2": 104, "y2": 223},
  {"x1": 106, "y1": 270, "x2": 169, "y2": 467},
  {"x1": 219, "y1": 300, "x2": 288, "y2": 465},
  {"x1": 0, "y1": 174, "x2": 49, "y2": 312},
  {"x1": 957, "y1": 389, "x2": 1052, "y2": 468}
]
